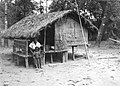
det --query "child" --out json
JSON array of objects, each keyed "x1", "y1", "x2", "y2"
[{"x1": 29, "y1": 38, "x2": 43, "y2": 69}]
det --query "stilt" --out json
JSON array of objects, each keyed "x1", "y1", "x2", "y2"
[
  {"x1": 16, "y1": 56, "x2": 19, "y2": 66},
  {"x1": 50, "y1": 54, "x2": 53, "y2": 63},
  {"x1": 38, "y1": 58, "x2": 41, "y2": 68},
  {"x1": 72, "y1": 46, "x2": 75, "y2": 60},
  {"x1": 25, "y1": 57, "x2": 29, "y2": 68},
  {"x1": 62, "y1": 52, "x2": 66, "y2": 63},
  {"x1": 65, "y1": 51, "x2": 68, "y2": 62},
  {"x1": 43, "y1": 53, "x2": 45, "y2": 65}
]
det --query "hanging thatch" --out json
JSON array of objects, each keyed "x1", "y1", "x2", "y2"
[
  {"x1": 2, "y1": 10, "x2": 74, "y2": 38},
  {"x1": 1, "y1": 10, "x2": 98, "y2": 39}
]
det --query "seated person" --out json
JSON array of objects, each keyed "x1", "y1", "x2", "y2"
[
  {"x1": 29, "y1": 38, "x2": 42, "y2": 52},
  {"x1": 29, "y1": 38, "x2": 43, "y2": 69}
]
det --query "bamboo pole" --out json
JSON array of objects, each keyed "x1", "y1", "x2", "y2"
[
  {"x1": 43, "y1": 26, "x2": 47, "y2": 65},
  {"x1": 42, "y1": 0, "x2": 48, "y2": 65},
  {"x1": 75, "y1": 0, "x2": 90, "y2": 61}
]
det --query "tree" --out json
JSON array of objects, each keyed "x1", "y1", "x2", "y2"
[
  {"x1": 14, "y1": 0, "x2": 36, "y2": 20},
  {"x1": 0, "y1": 0, "x2": 39, "y2": 47},
  {"x1": 39, "y1": 0, "x2": 44, "y2": 14},
  {"x1": 33, "y1": 0, "x2": 44, "y2": 14},
  {"x1": 0, "y1": 0, "x2": 38, "y2": 28},
  {"x1": 95, "y1": 0, "x2": 120, "y2": 46},
  {"x1": 49, "y1": 0, "x2": 120, "y2": 46},
  {"x1": 0, "y1": 2, "x2": 5, "y2": 30},
  {"x1": 0, "y1": 1, "x2": 17, "y2": 29},
  {"x1": 49, "y1": 0, "x2": 76, "y2": 12}
]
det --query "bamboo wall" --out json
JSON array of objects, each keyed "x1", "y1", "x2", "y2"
[{"x1": 55, "y1": 17, "x2": 88, "y2": 50}]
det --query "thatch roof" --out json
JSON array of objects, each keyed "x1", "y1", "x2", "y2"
[
  {"x1": 2, "y1": 10, "x2": 74, "y2": 38},
  {"x1": 2, "y1": 10, "x2": 98, "y2": 39}
]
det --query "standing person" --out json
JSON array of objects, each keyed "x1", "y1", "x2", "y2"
[{"x1": 29, "y1": 38, "x2": 42, "y2": 69}]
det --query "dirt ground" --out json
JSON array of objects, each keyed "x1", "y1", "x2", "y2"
[{"x1": 1, "y1": 41, "x2": 120, "y2": 86}]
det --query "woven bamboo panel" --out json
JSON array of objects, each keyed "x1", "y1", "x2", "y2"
[
  {"x1": 55, "y1": 18, "x2": 67, "y2": 51},
  {"x1": 13, "y1": 39, "x2": 29, "y2": 55},
  {"x1": 55, "y1": 17, "x2": 88, "y2": 50}
]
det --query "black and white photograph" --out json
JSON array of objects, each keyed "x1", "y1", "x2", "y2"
[{"x1": 1, "y1": 0, "x2": 120, "y2": 86}]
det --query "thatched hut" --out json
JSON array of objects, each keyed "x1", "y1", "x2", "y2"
[{"x1": 2, "y1": 10, "x2": 97, "y2": 68}]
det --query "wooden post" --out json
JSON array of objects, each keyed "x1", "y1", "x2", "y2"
[
  {"x1": 62, "y1": 52, "x2": 66, "y2": 63},
  {"x1": 25, "y1": 40, "x2": 29, "y2": 68},
  {"x1": 25, "y1": 58, "x2": 28, "y2": 68},
  {"x1": 72, "y1": 46, "x2": 75, "y2": 60},
  {"x1": 75, "y1": 0, "x2": 89, "y2": 60},
  {"x1": 65, "y1": 51, "x2": 68, "y2": 62},
  {"x1": 12, "y1": 45, "x2": 15, "y2": 62},
  {"x1": 16, "y1": 56, "x2": 19, "y2": 66},
  {"x1": 26, "y1": 40, "x2": 28, "y2": 55},
  {"x1": 43, "y1": 27, "x2": 47, "y2": 65},
  {"x1": 50, "y1": 54, "x2": 53, "y2": 63}
]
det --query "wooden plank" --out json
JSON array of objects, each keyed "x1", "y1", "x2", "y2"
[
  {"x1": 109, "y1": 38, "x2": 120, "y2": 43},
  {"x1": 12, "y1": 52, "x2": 32, "y2": 57},
  {"x1": 45, "y1": 50, "x2": 68, "y2": 53},
  {"x1": 14, "y1": 39, "x2": 30, "y2": 41}
]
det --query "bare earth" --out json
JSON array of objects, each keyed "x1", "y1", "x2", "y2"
[{"x1": 1, "y1": 41, "x2": 120, "y2": 86}]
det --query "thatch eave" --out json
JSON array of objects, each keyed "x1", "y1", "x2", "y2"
[
  {"x1": 1, "y1": 10, "x2": 98, "y2": 39},
  {"x1": 2, "y1": 10, "x2": 72, "y2": 39}
]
